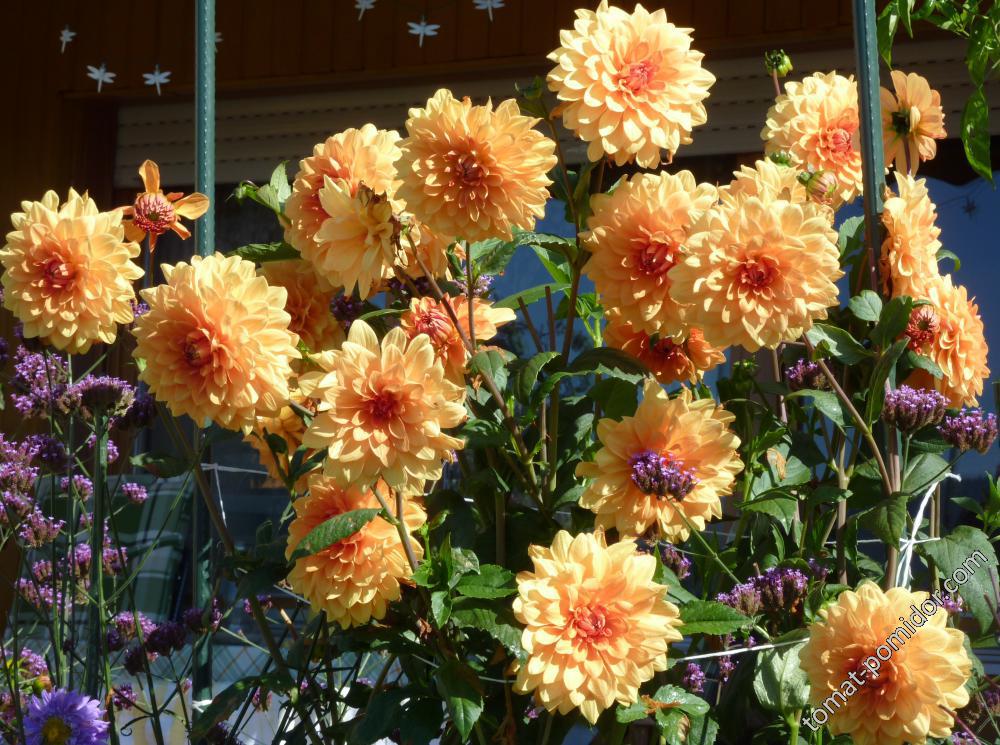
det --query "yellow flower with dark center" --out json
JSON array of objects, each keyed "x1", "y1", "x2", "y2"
[
  {"x1": 881, "y1": 70, "x2": 946, "y2": 175},
  {"x1": 513, "y1": 530, "x2": 682, "y2": 724}
]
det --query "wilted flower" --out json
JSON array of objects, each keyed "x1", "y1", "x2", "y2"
[
  {"x1": 939, "y1": 409, "x2": 998, "y2": 453},
  {"x1": 658, "y1": 543, "x2": 692, "y2": 580},
  {"x1": 882, "y1": 385, "x2": 947, "y2": 432},
  {"x1": 122, "y1": 160, "x2": 208, "y2": 251},
  {"x1": 547, "y1": 1, "x2": 715, "y2": 167},
  {"x1": 61, "y1": 375, "x2": 135, "y2": 420},
  {"x1": 512, "y1": 531, "x2": 682, "y2": 724}
]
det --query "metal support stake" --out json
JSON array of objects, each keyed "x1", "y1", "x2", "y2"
[{"x1": 192, "y1": 0, "x2": 216, "y2": 713}]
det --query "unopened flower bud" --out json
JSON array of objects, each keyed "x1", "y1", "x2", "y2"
[
  {"x1": 764, "y1": 49, "x2": 793, "y2": 77},
  {"x1": 797, "y1": 170, "x2": 838, "y2": 207},
  {"x1": 768, "y1": 151, "x2": 793, "y2": 167}
]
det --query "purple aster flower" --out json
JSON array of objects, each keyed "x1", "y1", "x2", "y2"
[
  {"x1": 23, "y1": 689, "x2": 109, "y2": 745},
  {"x1": 110, "y1": 684, "x2": 137, "y2": 712},
  {"x1": 62, "y1": 376, "x2": 135, "y2": 420},
  {"x1": 113, "y1": 390, "x2": 155, "y2": 431},
  {"x1": 628, "y1": 450, "x2": 699, "y2": 500},
  {"x1": 940, "y1": 409, "x2": 999, "y2": 453},
  {"x1": 882, "y1": 385, "x2": 948, "y2": 432},
  {"x1": 10, "y1": 347, "x2": 69, "y2": 419},
  {"x1": 120, "y1": 483, "x2": 148, "y2": 506},
  {"x1": 785, "y1": 359, "x2": 828, "y2": 392},
  {"x1": 330, "y1": 294, "x2": 365, "y2": 330},
  {"x1": 682, "y1": 662, "x2": 705, "y2": 693},
  {"x1": 658, "y1": 543, "x2": 692, "y2": 580},
  {"x1": 145, "y1": 621, "x2": 187, "y2": 656},
  {"x1": 26, "y1": 434, "x2": 68, "y2": 473}
]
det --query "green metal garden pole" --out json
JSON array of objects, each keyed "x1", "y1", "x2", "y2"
[
  {"x1": 851, "y1": 0, "x2": 887, "y2": 292},
  {"x1": 192, "y1": 0, "x2": 215, "y2": 710}
]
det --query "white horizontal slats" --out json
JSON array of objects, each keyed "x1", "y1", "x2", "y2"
[{"x1": 115, "y1": 39, "x2": 998, "y2": 188}]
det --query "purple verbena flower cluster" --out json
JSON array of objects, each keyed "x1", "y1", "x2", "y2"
[
  {"x1": 784, "y1": 359, "x2": 827, "y2": 392},
  {"x1": 330, "y1": 294, "x2": 365, "y2": 330},
  {"x1": 121, "y1": 482, "x2": 148, "y2": 506},
  {"x1": 10, "y1": 347, "x2": 69, "y2": 419},
  {"x1": 939, "y1": 409, "x2": 999, "y2": 453},
  {"x1": 882, "y1": 385, "x2": 948, "y2": 432},
  {"x1": 717, "y1": 566, "x2": 810, "y2": 628},
  {"x1": 61, "y1": 375, "x2": 135, "y2": 420},
  {"x1": 682, "y1": 662, "x2": 705, "y2": 693},
  {"x1": 628, "y1": 450, "x2": 698, "y2": 500},
  {"x1": 658, "y1": 543, "x2": 692, "y2": 580}
]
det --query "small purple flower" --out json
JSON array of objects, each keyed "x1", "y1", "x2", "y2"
[
  {"x1": 130, "y1": 299, "x2": 150, "y2": 319},
  {"x1": 984, "y1": 688, "x2": 1000, "y2": 713},
  {"x1": 716, "y1": 582, "x2": 763, "y2": 618},
  {"x1": 940, "y1": 593, "x2": 963, "y2": 615},
  {"x1": 26, "y1": 434, "x2": 68, "y2": 473},
  {"x1": 524, "y1": 704, "x2": 544, "y2": 720},
  {"x1": 251, "y1": 688, "x2": 272, "y2": 711},
  {"x1": 330, "y1": 294, "x2": 365, "y2": 330},
  {"x1": 0, "y1": 337, "x2": 9, "y2": 368},
  {"x1": 682, "y1": 662, "x2": 706, "y2": 693},
  {"x1": 110, "y1": 684, "x2": 137, "y2": 712},
  {"x1": 123, "y1": 646, "x2": 152, "y2": 677},
  {"x1": 183, "y1": 598, "x2": 222, "y2": 635},
  {"x1": 114, "y1": 390, "x2": 155, "y2": 430},
  {"x1": 785, "y1": 359, "x2": 827, "y2": 392},
  {"x1": 940, "y1": 409, "x2": 999, "y2": 453},
  {"x1": 62, "y1": 476, "x2": 94, "y2": 500},
  {"x1": 455, "y1": 273, "x2": 495, "y2": 298},
  {"x1": 112, "y1": 612, "x2": 156, "y2": 641},
  {"x1": 145, "y1": 621, "x2": 187, "y2": 656},
  {"x1": 628, "y1": 450, "x2": 698, "y2": 500},
  {"x1": 882, "y1": 385, "x2": 948, "y2": 432},
  {"x1": 61, "y1": 376, "x2": 135, "y2": 420},
  {"x1": 658, "y1": 543, "x2": 692, "y2": 580},
  {"x1": 717, "y1": 655, "x2": 735, "y2": 683},
  {"x1": 105, "y1": 627, "x2": 124, "y2": 653},
  {"x1": 23, "y1": 689, "x2": 109, "y2": 745},
  {"x1": 120, "y1": 483, "x2": 148, "y2": 506},
  {"x1": 18, "y1": 510, "x2": 64, "y2": 548},
  {"x1": 717, "y1": 567, "x2": 809, "y2": 626},
  {"x1": 85, "y1": 434, "x2": 119, "y2": 464},
  {"x1": 19, "y1": 649, "x2": 48, "y2": 679},
  {"x1": 243, "y1": 595, "x2": 272, "y2": 616},
  {"x1": 10, "y1": 347, "x2": 69, "y2": 419},
  {"x1": 807, "y1": 558, "x2": 830, "y2": 583}
]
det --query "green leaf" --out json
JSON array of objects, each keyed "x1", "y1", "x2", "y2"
[
  {"x1": 687, "y1": 714, "x2": 720, "y2": 745},
  {"x1": 936, "y1": 248, "x2": 961, "y2": 272},
  {"x1": 469, "y1": 349, "x2": 510, "y2": 391},
  {"x1": 899, "y1": 0, "x2": 913, "y2": 35},
  {"x1": 190, "y1": 673, "x2": 291, "y2": 740},
  {"x1": 786, "y1": 390, "x2": 846, "y2": 430},
  {"x1": 470, "y1": 238, "x2": 517, "y2": 276},
  {"x1": 289, "y1": 508, "x2": 380, "y2": 560},
  {"x1": 870, "y1": 493, "x2": 908, "y2": 546},
  {"x1": 865, "y1": 338, "x2": 909, "y2": 424},
  {"x1": 849, "y1": 291, "x2": 883, "y2": 322},
  {"x1": 836, "y1": 216, "x2": 866, "y2": 258},
  {"x1": 455, "y1": 565, "x2": 517, "y2": 599},
  {"x1": 567, "y1": 347, "x2": 649, "y2": 382},
  {"x1": 494, "y1": 282, "x2": 569, "y2": 310},
  {"x1": 267, "y1": 161, "x2": 291, "y2": 207},
  {"x1": 430, "y1": 590, "x2": 452, "y2": 626},
  {"x1": 876, "y1": 3, "x2": 900, "y2": 66},
  {"x1": 920, "y1": 526, "x2": 999, "y2": 632},
  {"x1": 872, "y1": 296, "x2": 914, "y2": 349},
  {"x1": 678, "y1": 601, "x2": 753, "y2": 636},
  {"x1": 741, "y1": 491, "x2": 798, "y2": 532},
  {"x1": 130, "y1": 452, "x2": 190, "y2": 478},
  {"x1": 905, "y1": 349, "x2": 943, "y2": 379},
  {"x1": 459, "y1": 417, "x2": 508, "y2": 448},
  {"x1": 514, "y1": 351, "x2": 560, "y2": 403},
  {"x1": 962, "y1": 88, "x2": 995, "y2": 184},
  {"x1": 451, "y1": 598, "x2": 524, "y2": 658},
  {"x1": 353, "y1": 688, "x2": 409, "y2": 744},
  {"x1": 514, "y1": 229, "x2": 578, "y2": 262},
  {"x1": 229, "y1": 241, "x2": 300, "y2": 263},
  {"x1": 434, "y1": 660, "x2": 484, "y2": 740},
  {"x1": 806, "y1": 324, "x2": 870, "y2": 365},
  {"x1": 753, "y1": 636, "x2": 810, "y2": 714},
  {"x1": 902, "y1": 452, "x2": 949, "y2": 493}
]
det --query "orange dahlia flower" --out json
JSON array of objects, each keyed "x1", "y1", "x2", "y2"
[
  {"x1": 399, "y1": 218, "x2": 458, "y2": 281},
  {"x1": 1, "y1": 189, "x2": 143, "y2": 354},
  {"x1": 123, "y1": 160, "x2": 209, "y2": 250},
  {"x1": 133, "y1": 253, "x2": 301, "y2": 432},
  {"x1": 286, "y1": 475, "x2": 425, "y2": 629},
  {"x1": 881, "y1": 70, "x2": 946, "y2": 175},
  {"x1": 512, "y1": 530, "x2": 682, "y2": 724},
  {"x1": 397, "y1": 89, "x2": 557, "y2": 242},
  {"x1": 399, "y1": 294, "x2": 515, "y2": 382},
  {"x1": 880, "y1": 173, "x2": 942, "y2": 298},
  {"x1": 720, "y1": 158, "x2": 810, "y2": 207},
  {"x1": 547, "y1": 1, "x2": 715, "y2": 167},
  {"x1": 800, "y1": 582, "x2": 971, "y2": 745},
  {"x1": 246, "y1": 383, "x2": 318, "y2": 491},
  {"x1": 576, "y1": 380, "x2": 742, "y2": 541},
  {"x1": 763, "y1": 72, "x2": 863, "y2": 204},
  {"x1": 300, "y1": 320, "x2": 466, "y2": 494},
  {"x1": 284, "y1": 125, "x2": 402, "y2": 255},
  {"x1": 670, "y1": 196, "x2": 842, "y2": 351},
  {"x1": 259, "y1": 259, "x2": 344, "y2": 353},
  {"x1": 904, "y1": 275, "x2": 989, "y2": 407},
  {"x1": 582, "y1": 171, "x2": 717, "y2": 339},
  {"x1": 604, "y1": 311, "x2": 724, "y2": 386}
]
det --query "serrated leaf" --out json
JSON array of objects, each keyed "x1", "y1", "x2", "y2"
[
  {"x1": 494, "y1": 282, "x2": 569, "y2": 310},
  {"x1": 902, "y1": 452, "x2": 949, "y2": 494},
  {"x1": 430, "y1": 590, "x2": 452, "y2": 626},
  {"x1": 678, "y1": 601, "x2": 753, "y2": 636},
  {"x1": 451, "y1": 598, "x2": 524, "y2": 658},
  {"x1": 872, "y1": 296, "x2": 914, "y2": 349},
  {"x1": 905, "y1": 349, "x2": 943, "y2": 379},
  {"x1": 434, "y1": 660, "x2": 483, "y2": 741},
  {"x1": 849, "y1": 291, "x2": 883, "y2": 322},
  {"x1": 962, "y1": 88, "x2": 995, "y2": 184},
  {"x1": 289, "y1": 508, "x2": 381, "y2": 560},
  {"x1": 753, "y1": 637, "x2": 809, "y2": 714},
  {"x1": 514, "y1": 351, "x2": 560, "y2": 403},
  {"x1": 870, "y1": 493, "x2": 908, "y2": 546},
  {"x1": 469, "y1": 349, "x2": 510, "y2": 391},
  {"x1": 920, "y1": 526, "x2": 999, "y2": 633},
  {"x1": 786, "y1": 389, "x2": 846, "y2": 430},
  {"x1": 230, "y1": 241, "x2": 300, "y2": 263},
  {"x1": 455, "y1": 565, "x2": 516, "y2": 599},
  {"x1": 865, "y1": 338, "x2": 908, "y2": 424},
  {"x1": 741, "y1": 492, "x2": 798, "y2": 532},
  {"x1": 470, "y1": 238, "x2": 517, "y2": 276},
  {"x1": 567, "y1": 347, "x2": 649, "y2": 382},
  {"x1": 806, "y1": 324, "x2": 870, "y2": 365}
]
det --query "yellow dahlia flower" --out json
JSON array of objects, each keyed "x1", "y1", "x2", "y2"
[
  {"x1": 284, "y1": 125, "x2": 402, "y2": 255},
  {"x1": 905, "y1": 275, "x2": 989, "y2": 407},
  {"x1": 399, "y1": 294, "x2": 515, "y2": 382},
  {"x1": 259, "y1": 259, "x2": 344, "y2": 353},
  {"x1": 2, "y1": 189, "x2": 143, "y2": 354},
  {"x1": 763, "y1": 72, "x2": 863, "y2": 204},
  {"x1": 513, "y1": 530, "x2": 682, "y2": 724},
  {"x1": 670, "y1": 197, "x2": 842, "y2": 351},
  {"x1": 246, "y1": 384, "x2": 317, "y2": 491},
  {"x1": 300, "y1": 320, "x2": 466, "y2": 494},
  {"x1": 397, "y1": 89, "x2": 557, "y2": 242},
  {"x1": 800, "y1": 582, "x2": 971, "y2": 745},
  {"x1": 881, "y1": 70, "x2": 946, "y2": 175},
  {"x1": 880, "y1": 173, "x2": 942, "y2": 298},
  {"x1": 286, "y1": 475, "x2": 425, "y2": 628},
  {"x1": 720, "y1": 158, "x2": 810, "y2": 207},
  {"x1": 547, "y1": 1, "x2": 715, "y2": 167},
  {"x1": 582, "y1": 171, "x2": 717, "y2": 338},
  {"x1": 604, "y1": 310, "x2": 724, "y2": 387},
  {"x1": 133, "y1": 252, "x2": 301, "y2": 432},
  {"x1": 576, "y1": 380, "x2": 742, "y2": 541}
]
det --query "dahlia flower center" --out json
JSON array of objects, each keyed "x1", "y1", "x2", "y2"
[
  {"x1": 891, "y1": 109, "x2": 911, "y2": 136},
  {"x1": 40, "y1": 716, "x2": 72, "y2": 745},
  {"x1": 413, "y1": 310, "x2": 454, "y2": 346},
  {"x1": 628, "y1": 449, "x2": 698, "y2": 500},
  {"x1": 183, "y1": 332, "x2": 213, "y2": 369},
  {"x1": 571, "y1": 604, "x2": 615, "y2": 642},
  {"x1": 647, "y1": 334, "x2": 684, "y2": 362},
  {"x1": 820, "y1": 124, "x2": 856, "y2": 160},
  {"x1": 633, "y1": 232, "x2": 679, "y2": 277},
  {"x1": 618, "y1": 59, "x2": 658, "y2": 93},
  {"x1": 42, "y1": 258, "x2": 77, "y2": 290},
  {"x1": 133, "y1": 193, "x2": 176, "y2": 236},
  {"x1": 905, "y1": 306, "x2": 939, "y2": 350},
  {"x1": 451, "y1": 152, "x2": 487, "y2": 188},
  {"x1": 366, "y1": 390, "x2": 401, "y2": 424},
  {"x1": 739, "y1": 255, "x2": 779, "y2": 294}
]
